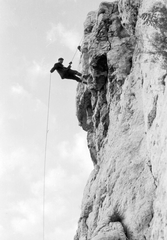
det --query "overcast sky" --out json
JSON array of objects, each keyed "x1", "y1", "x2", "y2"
[{"x1": 0, "y1": 0, "x2": 106, "y2": 240}]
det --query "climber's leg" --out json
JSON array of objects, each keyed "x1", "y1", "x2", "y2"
[
  {"x1": 68, "y1": 69, "x2": 82, "y2": 77},
  {"x1": 65, "y1": 74, "x2": 82, "y2": 82},
  {"x1": 65, "y1": 75, "x2": 87, "y2": 84}
]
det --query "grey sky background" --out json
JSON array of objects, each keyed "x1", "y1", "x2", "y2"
[{"x1": 0, "y1": 0, "x2": 105, "y2": 239}]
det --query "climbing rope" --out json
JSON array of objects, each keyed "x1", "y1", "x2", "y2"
[
  {"x1": 71, "y1": 36, "x2": 84, "y2": 63},
  {"x1": 43, "y1": 73, "x2": 52, "y2": 240},
  {"x1": 42, "y1": 37, "x2": 83, "y2": 239}
]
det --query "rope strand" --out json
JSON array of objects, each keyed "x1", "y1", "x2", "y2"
[
  {"x1": 42, "y1": 36, "x2": 83, "y2": 238},
  {"x1": 71, "y1": 36, "x2": 84, "y2": 62},
  {"x1": 43, "y1": 73, "x2": 52, "y2": 240}
]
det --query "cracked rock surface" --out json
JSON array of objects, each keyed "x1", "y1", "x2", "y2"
[{"x1": 75, "y1": 1, "x2": 167, "y2": 239}]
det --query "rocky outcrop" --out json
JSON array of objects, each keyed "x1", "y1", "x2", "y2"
[{"x1": 75, "y1": 1, "x2": 167, "y2": 239}]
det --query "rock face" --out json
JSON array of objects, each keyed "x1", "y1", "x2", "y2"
[{"x1": 75, "y1": 1, "x2": 167, "y2": 239}]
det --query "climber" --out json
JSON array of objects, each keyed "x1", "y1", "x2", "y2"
[{"x1": 50, "y1": 58, "x2": 87, "y2": 84}]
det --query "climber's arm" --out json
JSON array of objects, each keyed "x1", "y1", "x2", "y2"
[
  {"x1": 50, "y1": 63, "x2": 64, "y2": 73},
  {"x1": 67, "y1": 62, "x2": 72, "y2": 69},
  {"x1": 50, "y1": 63, "x2": 57, "y2": 73}
]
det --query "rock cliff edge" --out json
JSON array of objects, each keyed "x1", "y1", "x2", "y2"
[{"x1": 75, "y1": 1, "x2": 167, "y2": 239}]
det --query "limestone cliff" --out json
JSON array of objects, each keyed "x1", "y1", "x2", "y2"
[{"x1": 75, "y1": 1, "x2": 167, "y2": 239}]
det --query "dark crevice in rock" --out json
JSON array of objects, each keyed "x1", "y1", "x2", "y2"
[
  {"x1": 161, "y1": 74, "x2": 167, "y2": 86},
  {"x1": 148, "y1": 95, "x2": 158, "y2": 129},
  {"x1": 146, "y1": 160, "x2": 158, "y2": 188},
  {"x1": 93, "y1": 54, "x2": 108, "y2": 72},
  {"x1": 161, "y1": 73, "x2": 167, "y2": 93},
  {"x1": 128, "y1": 56, "x2": 133, "y2": 71},
  {"x1": 76, "y1": 88, "x2": 93, "y2": 132},
  {"x1": 87, "y1": 131, "x2": 97, "y2": 165},
  {"x1": 109, "y1": 208, "x2": 130, "y2": 239}
]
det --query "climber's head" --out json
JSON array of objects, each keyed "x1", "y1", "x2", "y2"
[{"x1": 58, "y1": 57, "x2": 64, "y2": 63}]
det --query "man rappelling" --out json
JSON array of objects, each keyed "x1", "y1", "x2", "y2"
[{"x1": 50, "y1": 58, "x2": 87, "y2": 84}]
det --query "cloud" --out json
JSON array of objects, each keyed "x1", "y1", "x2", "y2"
[
  {"x1": 46, "y1": 22, "x2": 81, "y2": 51},
  {"x1": 0, "y1": 147, "x2": 26, "y2": 178},
  {"x1": 0, "y1": 0, "x2": 18, "y2": 35},
  {"x1": 11, "y1": 84, "x2": 30, "y2": 98},
  {"x1": 11, "y1": 85, "x2": 25, "y2": 95},
  {"x1": 0, "y1": 84, "x2": 92, "y2": 240},
  {"x1": 22, "y1": 59, "x2": 52, "y2": 91},
  {"x1": 0, "y1": 145, "x2": 44, "y2": 187},
  {"x1": 31, "y1": 166, "x2": 67, "y2": 198},
  {"x1": 10, "y1": 162, "x2": 82, "y2": 238},
  {"x1": 6, "y1": 56, "x2": 51, "y2": 93},
  {"x1": 48, "y1": 225, "x2": 78, "y2": 240},
  {"x1": 28, "y1": 131, "x2": 92, "y2": 238},
  {"x1": 11, "y1": 199, "x2": 42, "y2": 236},
  {"x1": 57, "y1": 131, "x2": 93, "y2": 174},
  {"x1": 0, "y1": 130, "x2": 92, "y2": 240},
  {"x1": 0, "y1": 225, "x2": 9, "y2": 239},
  {"x1": 28, "y1": 60, "x2": 49, "y2": 77}
]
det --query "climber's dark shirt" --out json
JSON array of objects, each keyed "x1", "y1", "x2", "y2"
[{"x1": 50, "y1": 62, "x2": 70, "y2": 79}]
